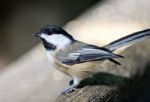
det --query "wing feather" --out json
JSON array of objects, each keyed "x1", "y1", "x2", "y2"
[{"x1": 58, "y1": 45, "x2": 123, "y2": 65}]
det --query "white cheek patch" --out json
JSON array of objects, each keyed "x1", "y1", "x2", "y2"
[{"x1": 40, "y1": 33, "x2": 72, "y2": 49}]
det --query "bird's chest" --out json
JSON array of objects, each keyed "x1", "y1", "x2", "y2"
[
  {"x1": 46, "y1": 51, "x2": 69, "y2": 74},
  {"x1": 46, "y1": 51, "x2": 55, "y2": 66}
]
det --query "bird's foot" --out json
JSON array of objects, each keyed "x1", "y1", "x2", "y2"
[{"x1": 62, "y1": 85, "x2": 77, "y2": 94}]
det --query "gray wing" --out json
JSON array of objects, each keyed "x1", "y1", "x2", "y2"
[{"x1": 58, "y1": 46, "x2": 123, "y2": 65}]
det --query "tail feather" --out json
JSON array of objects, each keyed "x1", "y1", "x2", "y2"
[{"x1": 104, "y1": 29, "x2": 150, "y2": 51}]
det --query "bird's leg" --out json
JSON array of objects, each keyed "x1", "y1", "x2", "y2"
[
  {"x1": 69, "y1": 79, "x2": 74, "y2": 86},
  {"x1": 62, "y1": 77, "x2": 81, "y2": 94}
]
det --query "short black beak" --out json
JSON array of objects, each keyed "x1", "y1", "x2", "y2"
[{"x1": 32, "y1": 32, "x2": 41, "y2": 37}]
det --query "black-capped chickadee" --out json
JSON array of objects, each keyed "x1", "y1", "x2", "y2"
[{"x1": 33, "y1": 25, "x2": 150, "y2": 94}]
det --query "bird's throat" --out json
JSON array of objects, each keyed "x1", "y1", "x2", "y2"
[{"x1": 41, "y1": 38, "x2": 56, "y2": 51}]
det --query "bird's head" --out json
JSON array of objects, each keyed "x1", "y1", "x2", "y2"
[{"x1": 33, "y1": 25, "x2": 74, "y2": 51}]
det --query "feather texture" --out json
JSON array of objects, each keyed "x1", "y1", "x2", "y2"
[
  {"x1": 104, "y1": 29, "x2": 150, "y2": 51},
  {"x1": 56, "y1": 42, "x2": 123, "y2": 65}
]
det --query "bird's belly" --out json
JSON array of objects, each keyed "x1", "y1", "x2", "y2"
[
  {"x1": 68, "y1": 61, "x2": 100, "y2": 78},
  {"x1": 55, "y1": 61, "x2": 102, "y2": 79}
]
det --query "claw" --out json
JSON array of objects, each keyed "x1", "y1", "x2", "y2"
[{"x1": 62, "y1": 85, "x2": 77, "y2": 94}]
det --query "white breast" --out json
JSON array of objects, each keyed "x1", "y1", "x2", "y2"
[{"x1": 46, "y1": 51, "x2": 55, "y2": 66}]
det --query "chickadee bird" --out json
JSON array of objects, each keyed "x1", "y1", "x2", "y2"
[{"x1": 33, "y1": 25, "x2": 150, "y2": 94}]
